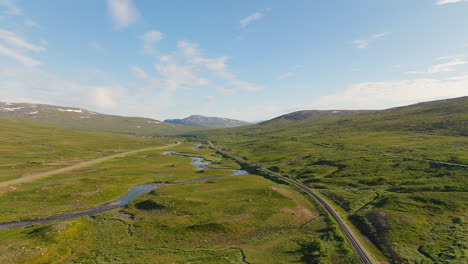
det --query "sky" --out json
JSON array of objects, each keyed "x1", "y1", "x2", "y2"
[{"x1": 0, "y1": 0, "x2": 467, "y2": 122}]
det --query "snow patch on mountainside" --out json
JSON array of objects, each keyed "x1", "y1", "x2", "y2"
[
  {"x1": 1, "y1": 107, "x2": 26, "y2": 111},
  {"x1": 57, "y1": 108, "x2": 83, "y2": 113}
]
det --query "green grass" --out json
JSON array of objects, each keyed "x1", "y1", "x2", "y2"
[
  {"x1": 0, "y1": 143, "x2": 358, "y2": 264},
  {"x1": 2, "y1": 96, "x2": 466, "y2": 263},
  {"x1": 0, "y1": 143, "x2": 236, "y2": 222},
  {"x1": 0, "y1": 175, "x2": 358, "y2": 264},
  {"x1": 191, "y1": 97, "x2": 468, "y2": 263},
  {"x1": 0, "y1": 115, "x2": 167, "y2": 183}
]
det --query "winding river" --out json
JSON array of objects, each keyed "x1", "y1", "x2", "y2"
[{"x1": 0, "y1": 150, "x2": 247, "y2": 231}]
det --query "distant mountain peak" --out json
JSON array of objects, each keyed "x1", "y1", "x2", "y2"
[{"x1": 165, "y1": 115, "x2": 250, "y2": 128}]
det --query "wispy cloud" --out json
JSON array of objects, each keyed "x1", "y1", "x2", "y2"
[
  {"x1": 240, "y1": 12, "x2": 264, "y2": 28},
  {"x1": 0, "y1": 0, "x2": 21, "y2": 16},
  {"x1": 0, "y1": 67, "x2": 123, "y2": 110},
  {"x1": 204, "y1": 95, "x2": 214, "y2": 103},
  {"x1": 135, "y1": 40, "x2": 261, "y2": 93},
  {"x1": 152, "y1": 61, "x2": 209, "y2": 91},
  {"x1": 277, "y1": 72, "x2": 295, "y2": 80},
  {"x1": 89, "y1": 41, "x2": 104, "y2": 52},
  {"x1": 435, "y1": 0, "x2": 468, "y2": 5},
  {"x1": 106, "y1": 0, "x2": 140, "y2": 29},
  {"x1": 0, "y1": 29, "x2": 45, "y2": 52},
  {"x1": 307, "y1": 76, "x2": 468, "y2": 110},
  {"x1": 407, "y1": 56, "x2": 467, "y2": 74},
  {"x1": 0, "y1": 44, "x2": 40, "y2": 66},
  {"x1": 353, "y1": 32, "x2": 388, "y2": 49},
  {"x1": 130, "y1": 65, "x2": 148, "y2": 79},
  {"x1": 24, "y1": 19, "x2": 40, "y2": 28},
  {"x1": 177, "y1": 40, "x2": 262, "y2": 91},
  {"x1": 141, "y1": 30, "x2": 163, "y2": 54},
  {"x1": 0, "y1": 29, "x2": 46, "y2": 66}
]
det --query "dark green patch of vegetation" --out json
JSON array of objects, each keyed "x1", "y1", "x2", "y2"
[{"x1": 191, "y1": 96, "x2": 468, "y2": 263}]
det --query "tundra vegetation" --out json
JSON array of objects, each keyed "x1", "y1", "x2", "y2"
[
  {"x1": 0, "y1": 97, "x2": 466, "y2": 264},
  {"x1": 0, "y1": 117, "x2": 357, "y2": 263},
  {"x1": 193, "y1": 97, "x2": 468, "y2": 263}
]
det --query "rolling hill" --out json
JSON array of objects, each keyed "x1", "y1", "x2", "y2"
[
  {"x1": 0, "y1": 102, "x2": 207, "y2": 136},
  {"x1": 268, "y1": 110, "x2": 375, "y2": 122},
  {"x1": 0, "y1": 115, "x2": 166, "y2": 183},
  {"x1": 191, "y1": 96, "x2": 468, "y2": 263},
  {"x1": 165, "y1": 114, "x2": 251, "y2": 128}
]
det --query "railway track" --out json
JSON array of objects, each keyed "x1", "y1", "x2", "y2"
[{"x1": 209, "y1": 141, "x2": 375, "y2": 264}]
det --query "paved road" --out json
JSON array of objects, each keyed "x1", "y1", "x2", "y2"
[
  {"x1": 208, "y1": 141, "x2": 375, "y2": 264},
  {"x1": 0, "y1": 142, "x2": 180, "y2": 187}
]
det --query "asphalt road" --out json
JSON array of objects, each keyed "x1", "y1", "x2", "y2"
[{"x1": 208, "y1": 141, "x2": 375, "y2": 264}]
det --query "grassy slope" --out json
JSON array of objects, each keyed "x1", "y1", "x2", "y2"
[
  {"x1": 0, "y1": 102, "x2": 207, "y2": 136},
  {"x1": 39, "y1": 115, "x2": 208, "y2": 137},
  {"x1": 192, "y1": 96, "x2": 468, "y2": 263},
  {"x1": 0, "y1": 115, "x2": 167, "y2": 182},
  {"x1": 0, "y1": 143, "x2": 358, "y2": 264}
]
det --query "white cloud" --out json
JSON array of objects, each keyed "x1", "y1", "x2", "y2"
[
  {"x1": 307, "y1": 76, "x2": 468, "y2": 109},
  {"x1": 464, "y1": 42, "x2": 468, "y2": 47},
  {"x1": 204, "y1": 95, "x2": 214, "y2": 103},
  {"x1": 178, "y1": 40, "x2": 200, "y2": 57},
  {"x1": 106, "y1": 0, "x2": 140, "y2": 29},
  {"x1": 0, "y1": 67, "x2": 123, "y2": 111},
  {"x1": 353, "y1": 32, "x2": 388, "y2": 49},
  {"x1": 0, "y1": 44, "x2": 40, "y2": 66},
  {"x1": 435, "y1": 0, "x2": 468, "y2": 5},
  {"x1": 0, "y1": 0, "x2": 21, "y2": 16},
  {"x1": 24, "y1": 19, "x2": 40, "y2": 28},
  {"x1": 277, "y1": 72, "x2": 295, "y2": 80},
  {"x1": 0, "y1": 29, "x2": 46, "y2": 66},
  {"x1": 153, "y1": 62, "x2": 209, "y2": 91},
  {"x1": 141, "y1": 30, "x2": 163, "y2": 54},
  {"x1": 0, "y1": 29, "x2": 45, "y2": 52},
  {"x1": 240, "y1": 12, "x2": 264, "y2": 28},
  {"x1": 93, "y1": 87, "x2": 117, "y2": 109},
  {"x1": 89, "y1": 41, "x2": 104, "y2": 52},
  {"x1": 407, "y1": 56, "x2": 467, "y2": 74},
  {"x1": 177, "y1": 40, "x2": 262, "y2": 91},
  {"x1": 130, "y1": 65, "x2": 148, "y2": 79}
]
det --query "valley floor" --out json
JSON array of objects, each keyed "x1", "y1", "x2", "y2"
[{"x1": 0, "y1": 142, "x2": 358, "y2": 264}]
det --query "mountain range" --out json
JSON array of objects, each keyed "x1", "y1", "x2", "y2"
[
  {"x1": 0, "y1": 102, "x2": 206, "y2": 136},
  {"x1": 164, "y1": 115, "x2": 251, "y2": 128}
]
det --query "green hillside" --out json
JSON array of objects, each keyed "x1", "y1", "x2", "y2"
[
  {"x1": 0, "y1": 115, "x2": 165, "y2": 183},
  {"x1": 192, "y1": 96, "x2": 468, "y2": 263},
  {"x1": 0, "y1": 102, "x2": 207, "y2": 136}
]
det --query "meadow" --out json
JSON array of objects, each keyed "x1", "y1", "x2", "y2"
[
  {"x1": 193, "y1": 97, "x2": 468, "y2": 263},
  {"x1": 0, "y1": 115, "x2": 167, "y2": 183},
  {"x1": 0, "y1": 141, "x2": 358, "y2": 263}
]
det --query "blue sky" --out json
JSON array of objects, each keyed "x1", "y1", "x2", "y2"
[{"x1": 0, "y1": 0, "x2": 467, "y2": 121}]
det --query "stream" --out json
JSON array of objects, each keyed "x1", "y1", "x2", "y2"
[{"x1": 0, "y1": 150, "x2": 247, "y2": 231}]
